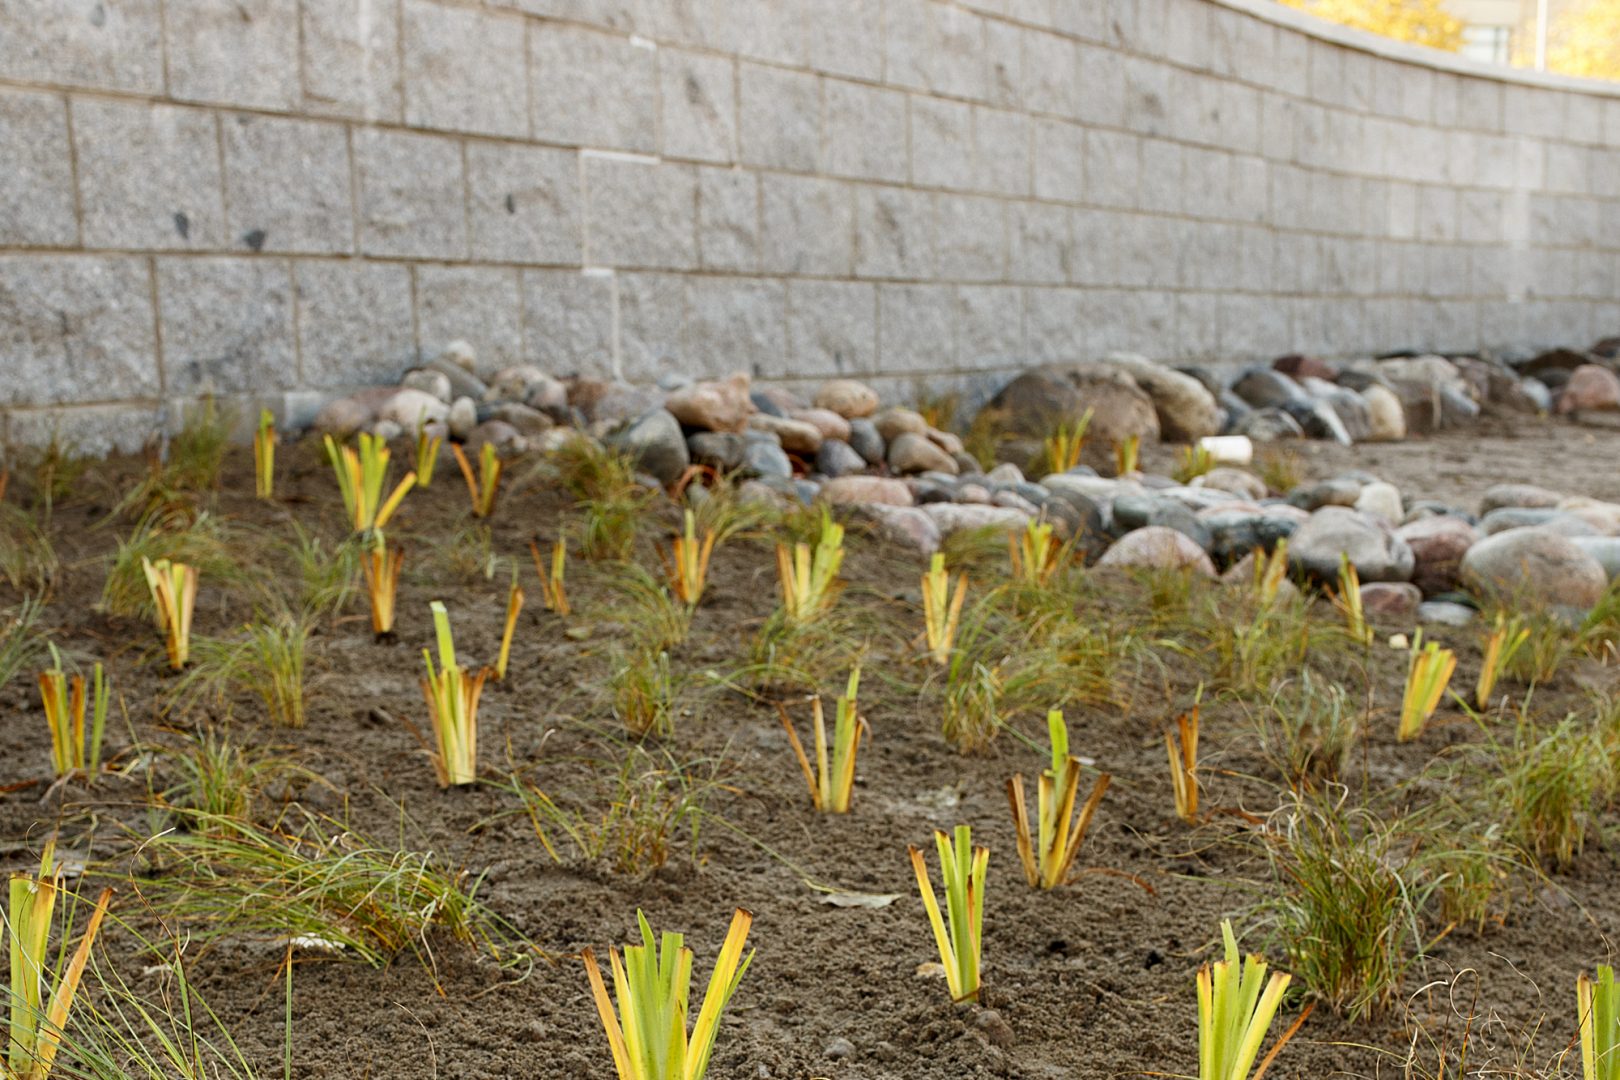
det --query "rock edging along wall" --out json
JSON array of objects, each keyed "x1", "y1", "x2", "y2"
[{"x1": 1, "y1": 0, "x2": 1618, "y2": 452}]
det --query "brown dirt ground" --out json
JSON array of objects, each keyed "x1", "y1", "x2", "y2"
[{"x1": 5, "y1": 418, "x2": 1620, "y2": 1080}]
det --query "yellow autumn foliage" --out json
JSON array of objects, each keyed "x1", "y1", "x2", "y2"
[{"x1": 1539, "y1": 0, "x2": 1620, "y2": 80}]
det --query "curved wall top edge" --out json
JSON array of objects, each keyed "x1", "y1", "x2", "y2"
[{"x1": 1214, "y1": 0, "x2": 1620, "y2": 98}]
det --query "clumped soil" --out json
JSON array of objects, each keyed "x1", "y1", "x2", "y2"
[{"x1": 5, "y1": 417, "x2": 1620, "y2": 1080}]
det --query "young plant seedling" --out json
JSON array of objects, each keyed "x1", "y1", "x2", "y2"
[
  {"x1": 921, "y1": 553, "x2": 968, "y2": 666},
  {"x1": 361, "y1": 533, "x2": 404, "y2": 639},
  {"x1": 1043, "y1": 409, "x2": 1092, "y2": 474},
  {"x1": 414, "y1": 418, "x2": 442, "y2": 489},
  {"x1": 1114, "y1": 434, "x2": 1141, "y2": 476},
  {"x1": 1007, "y1": 710, "x2": 1111, "y2": 889},
  {"x1": 1476, "y1": 612, "x2": 1530, "y2": 710},
  {"x1": 141, "y1": 556, "x2": 197, "y2": 670},
  {"x1": 253, "y1": 408, "x2": 276, "y2": 500},
  {"x1": 1329, "y1": 554, "x2": 1373, "y2": 647},
  {"x1": 1579, "y1": 965, "x2": 1620, "y2": 1080},
  {"x1": 910, "y1": 824, "x2": 988, "y2": 1005},
  {"x1": 1175, "y1": 444, "x2": 1217, "y2": 484},
  {"x1": 1251, "y1": 539, "x2": 1290, "y2": 605},
  {"x1": 532, "y1": 539, "x2": 571, "y2": 617},
  {"x1": 583, "y1": 908, "x2": 755, "y2": 1080},
  {"x1": 37, "y1": 644, "x2": 108, "y2": 782},
  {"x1": 452, "y1": 442, "x2": 503, "y2": 519},
  {"x1": 1196, "y1": 920, "x2": 1309, "y2": 1080},
  {"x1": 1007, "y1": 519, "x2": 1060, "y2": 586},
  {"x1": 496, "y1": 574, "x2": 524, "y2": 681},
  {"x1": 776, "y1": 512, "x2": 844, "y2": 624},
  {"x1": 5, "y1": 841, "x2": 113, "y2": 1080},
  {"x1": 420, "y1": 601, "x2": 487, "y2": 787},
  {"x1": 1167, "y1": 704, "x2": 1200, "y2": 824},
  {"x1": 1399, "y1": 630, "x2": 1457, "y2": 742},
  {"x1": 662, "y1": 510, "x2": 717, "y2": 607},
  {"x1": 325, "y1": 433, "x2": 416, "y2": 533},
  {"x1": 779, "y1": 668, "x2": 865, "y2": 813}
]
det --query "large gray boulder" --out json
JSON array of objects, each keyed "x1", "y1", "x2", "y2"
[
  {"x1": 1461, "y1": 527, "x2": 1611, "y2": 614},
  {"x1": 1104, "y1": 352, "x2": 1223, "y2": 442},
  {"x1": 981, "y1": 363, "x2": 1160, "y2": 446},
  {"x1": 608, "y1": 409, "x2": 689, "y2": 487},
  {"x1": 1287, "y1": 506, "x2": 1415, "y2": 583}
]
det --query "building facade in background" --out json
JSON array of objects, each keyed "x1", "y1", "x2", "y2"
[{"x1": 1451, "y1": 0, "x2": 1581, "y2": 66}]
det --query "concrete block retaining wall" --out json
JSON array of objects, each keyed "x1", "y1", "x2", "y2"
[{"x1": 1, "y1": 0, "x2": 1618, "y2": 451}]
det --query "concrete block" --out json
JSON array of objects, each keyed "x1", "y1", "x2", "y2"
[
  {"x1": 166, "y1": 0, "x2": 299, "y2": 110},
  {"x1": 6, "y1": 404, "x2": 165, "y2": 456},
  {"x1": 1122, "y1": 56, "x2": 1172, "y2": 138},
  {"x1": 1417, "y1": 186, "x2": 1457, "y2": 242},
  {"x1": 1505, "y1": 86, "x2": 1565, "y2": 140},
  {"x1": 617, "y1": 272, "x2": 687, "y2": 382},
  {"x1": 466, "y1": 141, "x2": 582, "y2": 265},
  {"x1": 956, "y1": 285, "x2": 1022, "y2": 369},
  {"x1": 803, "y1": 0, "x2": 882, "y2": 81},
  {"x1": 787, "y1": 280, "x2": 876, "y2": 376},
  {"x1": 1032, "y1": 118, "x2": 1084, "y2": 202},
  {"x1": 0, "y1": 90, "x2": 76, "y2": 247},
  {"x1": 1084, "y1": 129, "x2": 1138, "y2": 210},
  {"x1": 0, "y1": 0, "x2": 163, "y2": 94},
  {"x1": 738, "y1": 63, "x2": 821, "y2": 172},
  {"x1": 714, "y1": 0, "x2": 806, "y2": 66},
  {"x1": 354, "y1": 128, "x2": 467, "y2": 259},
  {"x1": 879, "y1": 284, "x2": 957, "y2": 372},
  {"x1": 300, "y1": 0, "x2": 403, "y2": 121},
  {"x1": 935, "y1": 194, "x2": 1005, "y2": 283},
  {"x1": 1021, "y1": 29, "x2": 1080, "y2": 117},
  {"x1": 1458, "y1": 78, "x2": 1503, "y2": 134},
  {"x1": 416, "y1": 265, "x2": 525, "y2": 371},
  {"x1": 1458, "y1": 190, "x2": 1507, "y2": 244},
  {"x1": 1076, "y1": 43, "x2": 1126, "y2": 129},
  {"x1": 854, "y1": 186, "x2": 935, "y2": 279},
  {"x1": 884, "y1": 0, "x2": 985, "y2": 100},
  {"x1": 983, "y1": 18, "x2": 1023, "y2": 109},
  {"x1": 75, "y1": 99, "x2": 225, "y2": 252},
  {"x1": 522, "y1": 269, "x2": 617, "y2": 377},
  {"x1": 530, "y1": 23, "x2": 657, "y2": 152},
  {"x1": 1606, "y1": 100, "x2": 1620, "y2": 148},
  {"x1": 911, "y1": 97, "x2": 974, "y2": 190},
  {"x1": 1023, "y1": 286, "x2": 1088, "y2": 363},
  {"x1": 661, "y1": 49, "x2": 736, "y2": 164},
  {"x1": 584, "y1": 155, "x2": 697, "y2": 270},
  {"x1": 684, "y1": 277, "x2": 787, "y2": 376},
  {"x1": 1174, "y1": 291, "x2": 1219, "y2": 358},
  {"x1": 973, "y1": 107, "x2": 1030, "y2": 196},
  {"x1": 294, "y1": 261, "x2": 415, "y2": 389},
  {"x1": 1219, "y1": 292, "x2": 1290, "y2": 358},
  {"x1": 0, "y1": 256, "x2": 156, "y2": 406},
  {"x1": 222, "y1": 114, "x2": 353, "y2": 255},
  {"x1": 1564, "y1": 93, "x2": 1603, "y2": 145},
  {"x1": 760, "y1": 173, "x2": 852, "y2": 275},
  {"x1": 403, "y1": 0, "x2": 527, "y2": 138},
  {"x1": 157, "y1": 258, "x2": 296, "y2": 396},
  {"x1": 1008, "y1": 201, "x2": 1071, "y2": 285},
  {"x1": 698, "y1": 168, "x2": 759, "y2": 272},
  {"x1": 1137, "y1": 138, "x2": 1182, "y2": 215},
  {"x1": 825, "y1": 81, "x2": 907, "y2": 183}
]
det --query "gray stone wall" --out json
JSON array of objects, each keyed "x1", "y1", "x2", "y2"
[{"x1": 1, "y1": 0, "x2": 1618, "y2": 452}]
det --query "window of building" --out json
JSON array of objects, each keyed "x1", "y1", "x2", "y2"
[{"x1": 1461, "y1": 24, "x2": 1513, "y2": 65}]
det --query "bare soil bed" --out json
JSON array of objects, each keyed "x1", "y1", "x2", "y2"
[{"x1": 6, "y1": 417, "x2": 1620, "y2": 1080}]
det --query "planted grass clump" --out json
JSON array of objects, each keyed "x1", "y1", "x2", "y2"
[
  {"x1": 1261, "y1": 792, "x2": 1441, "y2": 1020},
  {"x1": 505, "y1": 741, "x2": 724, "y2": 876},
  {"x1": 174, "y1": 612, "x2": 311, "y2": 728},
  {"x1": 1493, "y1": 716, "x2": 1611, "y2": 869},
  {"x1": 910, "y1": 825, "x2": 988, "y2": 1005},
  {"x1": 133, "y1": 808, "x2": 525, "y2": 973}
]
